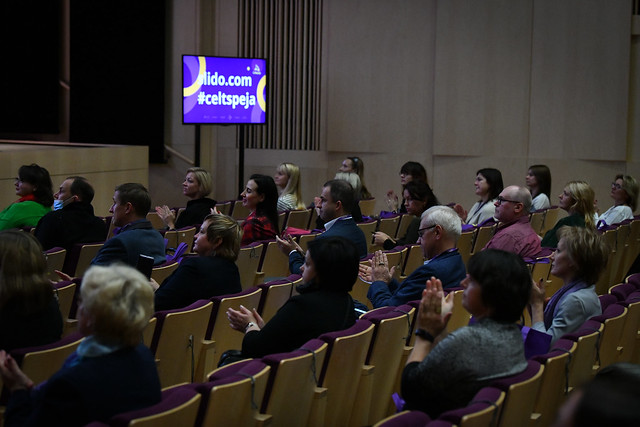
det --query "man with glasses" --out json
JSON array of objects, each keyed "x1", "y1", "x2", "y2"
[
  {"x1": 362, "y1": 206, "x2": 466, "y2": 308},
  {"x1": 483, "y1": 185, "x2": 541, "y2": 258}
]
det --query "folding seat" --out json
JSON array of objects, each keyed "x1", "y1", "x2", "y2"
[
  {"x1": 395, "y1": 214, "x2": 415, "y2": 241},
  {"x1": 309, "y1": 319, "x2": 375, "y2": 426},
  {"x1": 231, "y1": 200, "x2": 250, "y2": 220},
  {"x1": 377, "y1": 215, "x2": 401, "y2": 242},
  {"x1": 257, "y1": 275, "x2": 300, "y2": 323},
  {"x1": 214, "y1": 200, "x2": 232, "y2": 215},
  {"x1": 361, "y1": 306, "x2": 417, "y2": 423},
  {"x1": 52, "y1": 280, "x2": 78, "y2": 336},
  {"x1": 437, "y1": 386, "x2": 505, "y2": 427},
  {"x1": 357, "y1": 219, "x2": 379, "y2": 253},
  {"x1": 106, "y1": 385, "x2": 201, "y2": 427},
  {"x1": 190, "y1": 360, "x2": 271, "y2": 427},
  {"x1": 235, "y1": 242, "x2": 264, "y2": 290},
  {"x1": 164, "y1": 241, "x2": 189, "y2": 264},
  {"x1": 490, "y1": 360, "x2": 544, "y2": 427},
  {"x1": 297, "y1": 233, "x2": 319, "y2": 252},
  {"x1": 456, "y1": 229, "x2": 475, "y2": 267},
  {"x1": 400, "y1": 244, "x2": 424, "y2": 279},
  {"x1": 145, "y1": 211, "x2": 167, "y2": 230},
  {"x1": 609, "y1": 282, "x2": 637, "y2": 301},
  {"x1": 588, "y1": 303, "x2": 627, "y2": 370},
  {"x1": 164, "y1": 226, "x2": 197, "y2": 254},
  {"x1": 257, "y1": 240, "x2": 290, "y2": 282},
  {"x1": 471, "y1": 222, "x2": 496, "y2": 255},
  {"x1": 358, "y1": 198, "x2": 377, "y2": 218},
  {"x1": 44, "y1": 246, "x2": 66, "y2": 282},
  {"x1": 149, "y1": 300, "x2": 214, "y2": 388},
  {"x1": 529, "y1": 210, "x2": 545, "y2": 236},
  {"x1": 203, "y1": 287, "x2": 262, "y2": 378},
  {"x1": 372, "y1": 410, "x2": 431, "y2": 427},
  {"x1": 283, "y1": 208, "x2": 312, "y2": 230},
  {"x1": 260, "y1": 339, "x2": 328, "y2": 426},
  {"x1": 540, "y1": 206, "x2": 563, "y2": 237},
  {"x1": 150, "y1": 261, "x2": 179, "y2": 284},
  {"x1": 61, "y1": 241, "x2": 104, "y2": 277},
  {"x1": 562, "y1": 323, "x2": 603, "y2": 389},
  {"x1": 626, "y1": 271, "x2": 640, "y2": 289},
  {"x1": 530, "y1": 338, "x2": 576, "y2": 426}
]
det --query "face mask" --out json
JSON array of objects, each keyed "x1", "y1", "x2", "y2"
[{"x1": 53, "y1": 196, "x2": 75, "y2": 211}]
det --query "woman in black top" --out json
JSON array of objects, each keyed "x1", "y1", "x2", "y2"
[{"x1": 227, "y1": 236, "x2": 358, "y2": 358}]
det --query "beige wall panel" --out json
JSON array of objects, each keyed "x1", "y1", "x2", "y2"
[
  {"x1": 0, "y1": 144, "x2": 148, "y2": 216},
  {"x1": 529, "y1": 0, "x2": 631, "y2": 160},
  {"x1": 323, "y1": 0, "x2": 436, "y2": 153},
  {"x1": 433, "y1": 0, "x2": 532, "y2": 156}
]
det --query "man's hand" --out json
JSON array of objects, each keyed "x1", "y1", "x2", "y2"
[
  {"x1": 370, "y1": 250, "x2": 395, "y2": 284},
  {"x1": 276, "y1": 234, "x2": 303, "y2": 256}
]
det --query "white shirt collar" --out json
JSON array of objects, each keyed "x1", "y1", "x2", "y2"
[{"x1": 324, "y1": 215, "x2": 351, "y2": 231}]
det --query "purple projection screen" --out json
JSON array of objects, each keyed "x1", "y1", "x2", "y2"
[{"x1": 182, "y1": 55, "x2": 267, "y2": 124}]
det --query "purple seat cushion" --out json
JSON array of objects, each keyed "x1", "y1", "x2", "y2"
[
  {"x1": 611, "y1": 283, "x2": 637, "y2": 302},
  {"x1": 378, "y1": 410, "x2": 432, "y2": 426},
  {"x1": 109, "y1": 385, "x2": 198, "y2": 427},
  {"x1": 438, "y1": 386, "x2": 502, "y2": 424},
  {"x1": 598, "y1": 294, "x2": 618, "y2": 312},
  {"x1": 590, "y1": 303, "x2": 625, "y2": 323},
  {"x1": 490, "y1": 360, "x2": 541, "y2": 391}
]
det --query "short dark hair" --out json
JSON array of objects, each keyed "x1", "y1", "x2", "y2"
[
  {"x1": 18, "y1": 164, "x2": 54, "y2": 207},
  {"x1": 307, "y1": 236, "x2": 359, "y2": 292},
  {"x1": 249, "y1": 174, "x2": 280, "y2": 235},
  {"x1": 477, "y1": 168, "x2": 504, "y2": 201},
  {"x1": 68, "y1": 176, "x2": 95, "y2": 203},
  {"x1": 400, "y1": 161, "x2": 428, "y2": 185},
  {"x1": 323, "y1": 179, "x2": 356, "y2": 214},
  {"x1": 467, "y1": 249, "x2": 531, "y2": 322},
  {"x1": 574, "y1": 362, "x2": 640, "y2": 426},
  {"x1": 404, "y1": 180, "x2": 439, "y2": 210},
  {"x1": 114, "y1": 183, "x2": 151, "y2": 217}
]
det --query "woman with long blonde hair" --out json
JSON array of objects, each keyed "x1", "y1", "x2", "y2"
[
  {"x1": 541, "y1": 180, "x2": 596, "y2": 247},
  {"x1": 274, "y1": 162, "x2": 305, "y2": 211}
]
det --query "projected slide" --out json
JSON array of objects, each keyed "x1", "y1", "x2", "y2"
[{"x1": 183, "y1": 55, "x2": 266, "y2": 124}]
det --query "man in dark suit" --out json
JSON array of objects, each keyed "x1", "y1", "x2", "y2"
[
  {"x1": 91, "y1": 183, "x2": 166, "y2": 267},
  {"x1": 277, "y1": 179, "x2": 367, "y2": 274},
  {"x1": 362, "y1": 205, "x2": 466, "y2": 308},
  {"x1": 35, "y1": 176, "x2": 107, "y2": 251}
]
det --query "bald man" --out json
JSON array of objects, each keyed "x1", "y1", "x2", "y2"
[{"x1": 483, "y1": 185, "x2": 541, "y2": 259}]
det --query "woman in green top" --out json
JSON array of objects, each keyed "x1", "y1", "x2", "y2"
[
  {"x1": 541, "y1": 180, "x2": 596, "y2": 248},
  {"x1": 0, "y1": 164, "x2": 53, "y2": 230}
]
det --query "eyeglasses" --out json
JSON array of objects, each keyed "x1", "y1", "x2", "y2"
[
  {"x1": 418, "y1": 224, "x2": 437, "y2": 235},
  {"x1": 495, "y1": 196, "x2": 521, "y2": 206},
  {"x1": 611, "y1": 182, "x2": 623, "y2": 190}
]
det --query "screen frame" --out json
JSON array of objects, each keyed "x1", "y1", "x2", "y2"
[{"x1": 181, "y1": 54, "x2": 267, "y2": 125}]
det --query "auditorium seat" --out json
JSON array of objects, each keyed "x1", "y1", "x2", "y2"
[
  {"x1": 235, "y1": 242, "x2": 264, "y2": 289},
  {"x1": 490, "y1": 359, "x2": 544, "y2": 427},
  {"x1": 437, "y1": 386, "x2": 505, "y2": 427},
  {"x1": 43, "y1": 246, "x2": 66, "y2": 282},
  {"x1": 257, "y1": 275, "x2": 300, "y2": 323}
]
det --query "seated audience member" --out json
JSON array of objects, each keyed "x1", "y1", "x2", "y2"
[
  {"x1": 276, "y1": 179, "x2": 368, "y2": 273},
  {"x1": 339, "y1": 156, "x2": 372, "y2": 199},
  {"x1": 274, "y1": 162, "x2": 305, "y2": 211},
  {"x1": 554, "y1": 362, "x2": 640, "y2": 427},
  {"x1": 227, "y1": 236, "x2": 357, "y2": 358},
  {"x1": 0, "y1": 230, "x2": 62, "y2": 352},
  {"x1": 0, "y1": 164, "x2": 53, "y2": 231},
  {"x1": 155, "y1": 167, "x2": 217, "y2": 230},
  {"x1": 530, "y1": 226, "x2": 607, "y2": 344},
  {"x1": 401, "y1": 249, "x2": 530, "y2": 418},
  {"x1": 387, "y1": 161, "x2": 428, "y2": 213},
  {"x1": 454, "y1": 168, "x2": 503, "y2": 225},
  {"x1": 526, "y1": 164, "x2": 552, "y2": 212},
  {"x1": 363, "y1": 206, "x2": 466, "y2": 308},
  {"x1": 595, "y1": 174, "x2": 638, "y2": 228},
  {"x1": 34, "y1": 176, "x2": 107, "y2": 251},
  {"x1": 483, "y1": 185, "x2": 541, "y2": 258},
  {"x1": 541, "y1": 181, "x2": 595, "y2": 248},
  {"x1": 373, "y1": 180, "x2": 439, "y2": 250},
  {"x1": 313, "y1": 172, "x2": 364, "y2": 229},
  {"x1": 0, "y1": 264, "x2": 161, "y2": 426},
  {"x1": 153, "y1": 214, "x2": 242, "y2": 311},
  {"x1": 240, "y1": 174, "x2": 280, "y2": 246},
  {"x1": 91, "y1": 183, "x2": 166, "y2": 267}
]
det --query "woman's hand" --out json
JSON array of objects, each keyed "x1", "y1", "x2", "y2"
[
  {"x1": 358, "y1": 263, "x2": 373, "y2": 282},
  {"x1": 452, "y1": 204, "x2": 468, "y2": 222},
  {"x1": 386, "y1": 190, "x2": 399, "y2": 211},
  {"x1": 210, "y1": 207, "x2": 221, "y2": 215},
  {"x1": 415, "y1": 277, "x2": 452, "y2": 337},
  {"x1": 155, "y1": 205, "x2": 176, "y2": 228},
  {"x1": 370, "y1": 250, "x2": 395, "y2": 284},
  {"x1": 53, "y1": 270, "x2": 73, "y2": 283},
  {"x1": 530, "y1": 278, "x2": 546, "y2": 324},
  {"x1": 0, "y1": 351, "x2": 33, "y2": 392},
  {"x1": 372, "y1": 231, "x2": 392, "y2": 247},
  {"x1": 227, "y1": 305, "x2": 263, "y2": 332},
  {"x1": 149, "y1": 278, "x2": 160, "y2": 291}
]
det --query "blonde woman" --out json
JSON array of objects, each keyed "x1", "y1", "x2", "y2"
[
  {"x1": 155, "y1": 167, "x2": 216, "y2": 229},
  {"x1": 596, "y1": 174, "x2": 638, "y2": 228},
  {"x1": 274, "y1": 162, "x2": 305, "y2": 211},
  {"x1": 541, "y1": 181, "x2": 596, "y2": 248}
]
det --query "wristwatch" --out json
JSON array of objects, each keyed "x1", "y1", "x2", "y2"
[
  {"x1": 414, "y1": 328, "x2": 435, "y2": 342},
  {"x1": 245, "y1": 322, "x2": 255, "y2": 332}
]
